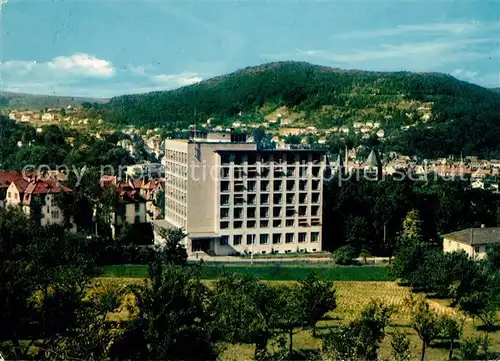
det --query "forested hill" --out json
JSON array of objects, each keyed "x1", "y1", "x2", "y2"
[
  {"x1": 101, "y1": 61, "x2": 500, "y2": 157},
  {"x1": 0, "y1": 91, "x2": 107, "y2": 109}
]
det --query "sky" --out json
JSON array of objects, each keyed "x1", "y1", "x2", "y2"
[{"x1": 0, "y1": 0, "x2": 499, "y2": 98}]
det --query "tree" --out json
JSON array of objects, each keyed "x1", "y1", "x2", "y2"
[
  {"x1": 397, "y1": 209, "x2": 423, "y2": 248},
  {"x1": 211, "y1": 274, "x2": 280, "y2": 359},
  {"x1": 390, "y1": 330, "x2": 412, "y2": 361},
  {"x1": 407, "y1": 296, "x2": 442, "y2": 361},
  {"x1": 323, "y1": 300, "x2": 394, "y2": 361},
  {"x1": 157, "y1": 227, "x2": 188, "y2": 265},
  {"x1": 296, "y1": 272, "x2": 336, "y2": 336},
  {"x1": 115, "y1": 263, "x2": 218, "y2": 360},
  {"x1": 274, "y1": 286, "x2": 302, "y2": 356},
  {"x1": 486, "y1": 243, "x2": 500, "y2": 271},
  {"x1": 439, "y1": 315, "x2": 463, "y2": 361}
]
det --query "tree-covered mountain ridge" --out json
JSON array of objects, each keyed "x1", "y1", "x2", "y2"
[
  {"x1": 103, "y1": 61, "x2": 499, "y2": 128},
  {"x1": 100, "y1": 61, "x2": 500, "y2": 157}
]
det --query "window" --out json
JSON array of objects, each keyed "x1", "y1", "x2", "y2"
[
  {"x1": 260, "y1": 207, "x2": 269, "y2": 218},
  {"x1": 135, "y1": 203, "x2": 141, "y2": 213},
  {"x1": 247, "y1": 220, "x2": 256, "y2": 228},
  {"x1": 221, "y1": 181, "x2": 230, "y2": 192},
  {"x1": 311, "y1": 232, "x2": 319, "y2": 242},
  {"x1": 247, "y1": 234, "x2": 255, "y2": 245},
  {"x1": 221, "y1": 195, "x2": 230, "y2": 205},
  {"x1": 285, "y1": 233, "x2": 294, "y2": 243},
  {"x1": 247, "y1": 181, "x2": 257, "y2": 192},
  {"x1": 273, "y1": 194, "x2": 282, "y2": 204},
  {"x1": 233, "y1": 235, "x2": 242, "y2": 245},
  {"x1": 272, "y1": 234, "x2": 282, "y2": 244},
  {"x1": 286, "y1": 180, "x2": 295, "y2": 191},
  {"x1": 260, "y1": 234, "x2": 269, "y2": 244},
  {"x1": 234, "y1": 221, "x2": 243, "y2": 229},
  {"x1": 474, "y1": 246, "x2": 480, "y2": 253},
  {"x1": 135, "y1": 215, "x2": 141, "y2": 224},
  {"x1": 261, "y1": 180, "x2": 270, "y2": 191},
  {"x1": 299, "y1": 180, "x2": 308, "y2": 191},
  {"x1": 273, "y1": 180, "x2": 282, "y2": 191},
  {"x1": 311, "y1": 206, "x2": 319, "y2": 216},
  {"x1": 247, "y1": 207, "x2": 256, "y2": 218},
  {"x1": 299, "y1": 193, "x2": 307, "y2": 204},
  {"x1": 260, "y1": 220, "x2": 269, "y2": 228},
  {"x1": 273, "y1": 207, "x2": 282, "y2": 218},
  {"x1": 220, "y1": 208, "x2": 229, "y2": 219},
  {"x1": 220, "y1": 235, "x2": 229, "y2": 246},
  {"x1": 286, "y1": 219, "x2": 295, "y2": 227},
  {"x1": 220, "y1": 221, "x2": 229, "y2": 229},
  {"x1": 221, "y1": 167, "x2": 230, "y2": 178},
  {"x1": 260, "y1": 194, "x2": 269, "y2": 205},
  {"x1": 311, "y1": 193, "x2": 320, "y2": 203},
  {"x1": 7, "y1": 192, "x2": 11, "y2": 198},
  {"x1": 298, "y1": 233, "x2": 307, "y2": 243},
  {"x1": 247, "y1": 194, "x2": 256, "y2": 205},
  {"x1": 234, "y1": 208, "x2": 243, "y2": 219},
  {"x1": 273, "y1": 220, "x2": 282, "y2": 227}
]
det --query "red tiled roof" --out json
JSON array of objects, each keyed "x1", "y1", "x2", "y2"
[{"x1": 0, "y1": 171, "x2": 26, "y2": 183}]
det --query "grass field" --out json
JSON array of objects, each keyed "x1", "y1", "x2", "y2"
[
  {"x1": 101, "y1": 263, "x2": 394, "y2": 281},
  {"x1": 92, "y1": 277, "x2": 500, "y2": 361}
]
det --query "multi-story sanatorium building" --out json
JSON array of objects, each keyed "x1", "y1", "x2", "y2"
[{"x1": 164, "y1": 131, "x2": 326, "y2": 256}]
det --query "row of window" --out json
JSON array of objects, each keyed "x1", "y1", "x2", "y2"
[
  {"x1": 166, "y1": 211, "x2": 187, "y2": 228},
  {"x1": 166, "y1": 174, "x2": 187, "y2": 191},
  {"x1": 165, "y1": 162, "x2": 188, "y2": 177},
  {"x1": 220, "y1": 192, "x2": 320, "y2": 206},
  {"x1": 221, "y1": 205, "x2": 320, "y2": 219},
  {"x1": 220, "y1": 218, "x2": 321, "y2": 229},
  {"x1": 220, "y1": 232, "x2": 320, "y2": 246},
  {"x1": 220, "y1": 153, "x2": 322, "y2": 165},
  {"x1": 166, "y1": 199, "x2": 187, "y2": 217},
  {"x1": 165, "y1": 149, "x2": 188, "y2": 164},
  {"x1": 221, "y1": 165, "x2": 322, "y2": 179},
  {"x1": 221, "y1": 179, "x2": 321, "y2": 193}
]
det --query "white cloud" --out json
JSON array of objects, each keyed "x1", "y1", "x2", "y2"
[
  {"x1": 452, "y1": 69, "x2": 478, "y2": 81},
  {"x1": 334, "y1": 20, "x2": 490, "y2": 39},
  {"x1": 151, "y1": 73, "x2": 203, "y2": 87},
  {"x1": 1, "y1": 53, "x2": 115, "y2": 79},
  {"x1": 296, "y1": 38, "x2": 492, "y2": 64},
  {"x1": 47, "y1": 54, "x2": 114, "y2": 77}
]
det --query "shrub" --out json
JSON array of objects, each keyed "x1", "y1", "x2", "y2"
[{"x1": 332, "y1": 245, "x2": 358, "y2": 265}]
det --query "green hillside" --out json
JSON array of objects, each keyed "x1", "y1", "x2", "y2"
[
  {"x1": 92, "y1": 62, "x2": 500, "y2": 157},
  {"x1": 0, "y1": 91, "x2": 107, "y2": 109}
]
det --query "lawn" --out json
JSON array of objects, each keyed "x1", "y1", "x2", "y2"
[
  {"x1": 92, "y1": 278, "x2": 500, "y2": 361},
  {"x1": 101, "y1": 263, "x2": 394, "y2": 281}
]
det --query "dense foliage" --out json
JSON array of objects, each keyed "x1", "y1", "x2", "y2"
[
  {"x1": 323, "y1": 175, "x2": 500, "y2": 256},
  {"x1": 0, "y1": 115, "x2": 133, "y2": 170}
]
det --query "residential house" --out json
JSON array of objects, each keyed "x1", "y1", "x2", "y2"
[
  {"x1": 0, "y1": 172, "x2": 25, "y2": 208},
  {"x1": 443, "y1": 226, "x2": 500, "y2": 259},
  {"x1": 5, "y1": 177, "x2": 74, "y2": 229},
  {"x1": 101, "y1": 178, "x2": 150, "y2": 241}
]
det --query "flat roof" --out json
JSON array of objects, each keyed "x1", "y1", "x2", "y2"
[{"x1": 215, "y1": 148, "x2": 327, "y2": 153}]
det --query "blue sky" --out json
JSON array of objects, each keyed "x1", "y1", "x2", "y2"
[{"x1": 0, "y1": 0, "x2": 499, "y2": 98}]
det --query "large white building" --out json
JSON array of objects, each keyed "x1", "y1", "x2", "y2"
[{"x1": 164, "y1": 131, "x2": 325, "y2": 256}]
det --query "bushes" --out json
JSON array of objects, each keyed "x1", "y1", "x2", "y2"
[{"x1": 332, "y1": 245, "x2": 358, "y2": 265}]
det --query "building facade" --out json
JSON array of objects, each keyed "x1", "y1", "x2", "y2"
[
  {"x1": 443, "y1": 226, "x2": 500, "y2": 259},
  {"x1": 164, "y1": 132, "x2": 325, "y2": 256},
  {"x1": 5, "y1": 177, "x2": 74, "y2": 229}
]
